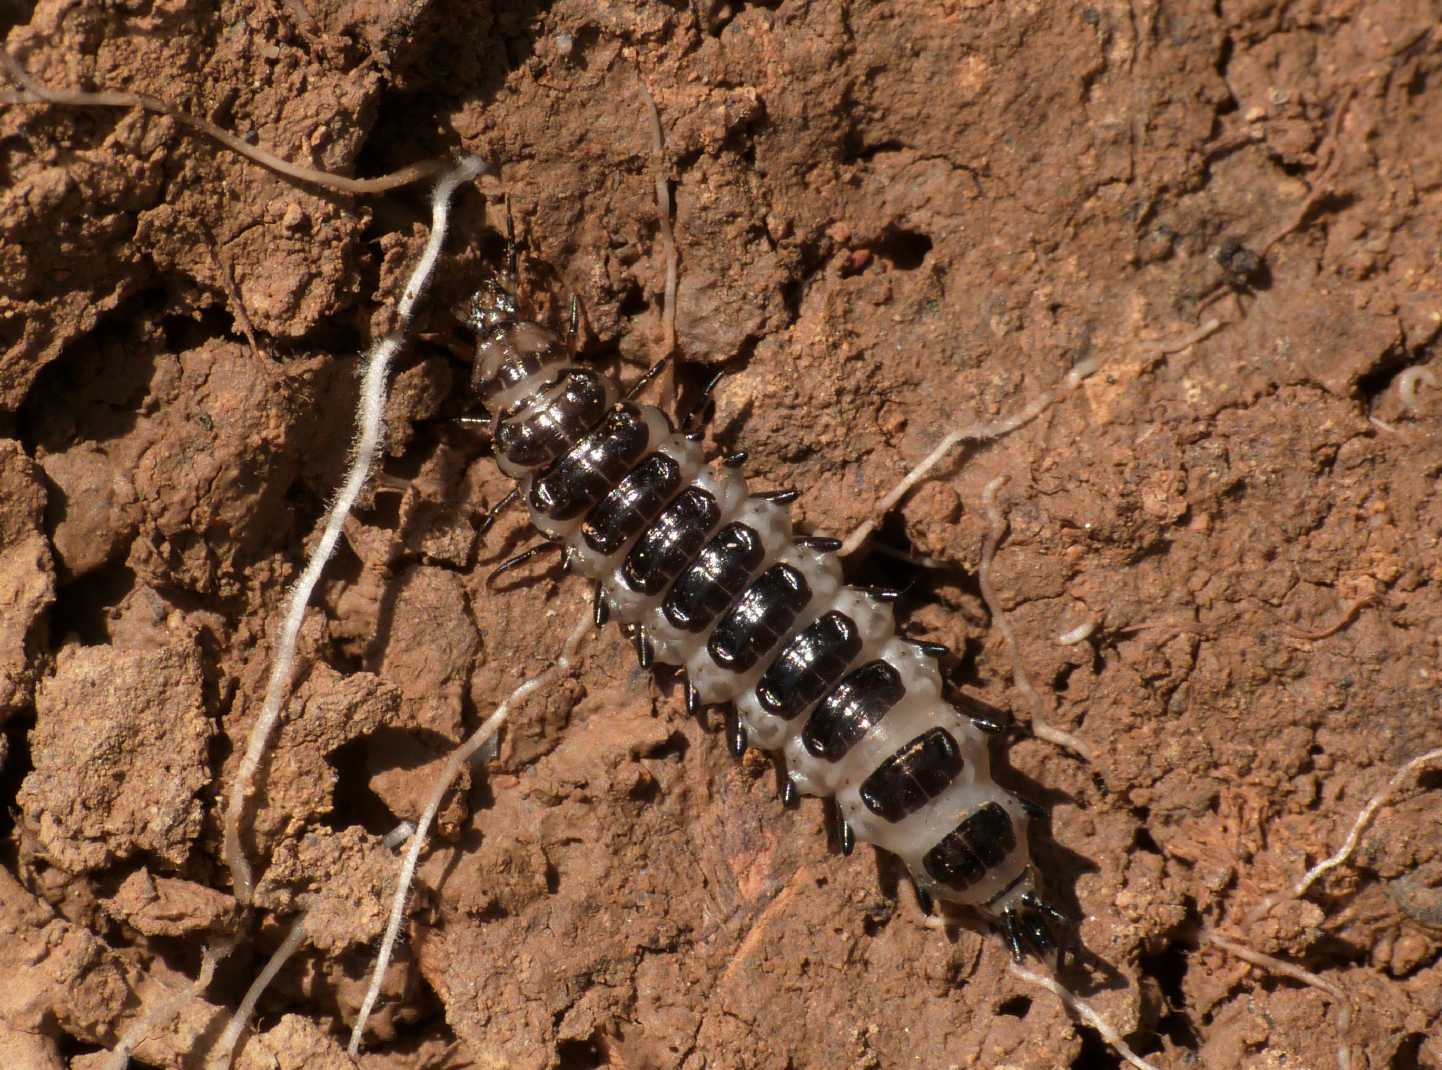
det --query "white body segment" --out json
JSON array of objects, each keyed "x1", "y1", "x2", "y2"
[{"x1": 475, "y1": 317, "x2": 1053, "y2": 933}]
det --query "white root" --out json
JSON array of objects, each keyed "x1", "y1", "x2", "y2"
[
  {"x1": 1291, "y1": 745, "x2": 1442, "y2": 899},
  {"x1": 978, "y1": 476, "x2": 1092, "y2": 760},
  {"x1": 221, "y1": 155, "x2": 488, "y2": 903},
  {"x1": 1397, "y1": 366, "x2": 1438, "y2": 412},
  {"x1": 1, "y1": 50, "x2": 447, "y2": 195},
  {"x1": 207, "y1": 912, "x2": 311, "y2": 1069},
  {"x1": 639, "y1": 78, "x2": 678, "y2": 359},
  {"x1": 382, "y1": 820, "x2": 417, "y2": 850},
  {"x1": 839, "y1": 359, "x2": 1099, "y2": 558},
  {"x1": 348, "y1": 606, "x2": 594, "y2": 1056},
  {"x1": 102, "y1": 942, "x2": 230, "y2": 1070},
  {"x1": 1247, "y1": 745, "x2": 1442, "y2": 923},
  {"x1": 839, "y1": 319, "x2": 1221, "y2": 560},
  {"x1": 1212, "y1": 745, "x2": 1442, "y2": 1070},
  {"x1": 1007, "y1": 962, "x2": 1161, "y2": 1070},
  {"x1": 1203, "y1": 930, "x2": 1353, "y2": 1070},
  {"x1": 1137, "y1": 317, "x2": 1223, "y2": 370},
  {"x1": 1057, "y1": 619, "x2": 1096, "y2": 646}
]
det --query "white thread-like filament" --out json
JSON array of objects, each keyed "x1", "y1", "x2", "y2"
[
  {"x1": 1007, "y1": 962, "x2": 1161, "y2": 1070},
  {"x1": 979, "y1": 476, "x2": 1092, "y2": 759},
  {"x1": 102, "y1": 943, "x2": 228, "y2": 1070},
  {"x1": 348, "y1": 607, "x2": 594, "y2": 1056},
  {"x1": 1057, "y1": 619, "x2": 1096, "y2": 645},
  {"x1": 1397, "y1": 366, "x2": 1437, "y2": 412},
  {"x1": 208, "y1": 913, "x2": 310, "y2": 1069},
  {"x1": 221, "y1": 156, "x2": 487, "y2": 903},
  {"x1": 1203, "y1": 930, "x2": 1352, "y2": 1070}
]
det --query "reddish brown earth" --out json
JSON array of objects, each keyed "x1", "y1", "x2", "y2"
[{"x1": 2, "y1": 1, "x2": 1441, "y2": 1068}]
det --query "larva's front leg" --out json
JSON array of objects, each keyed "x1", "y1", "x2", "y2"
[{"x1": 462, "y1": 282, "x2": 1069, "y2": 960}]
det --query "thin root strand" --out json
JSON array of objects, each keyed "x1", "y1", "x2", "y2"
[
  {"x1": 1, "y1": 50, "x2": 453, "y2": 195},
  {"x1": 839, "y1": 360, "x2": 1100, "y2": 558},
  {"x1": 102, "y1": 942, "x2": 230, "y2": 1070},
  {"x1": 207, "y1": 914, "x2": 310, "y2": 1069},
  {"x1": 979, "y1": 476, "x2": 1092, "y2": 760},
  {"x1": 1397, "y1": 366, "x2": 1438, "y2": 412},
  {"x1": 347, "y1": 606, "x2": 594, "y2": 1057},
  {"x1": 639, "y1": 76, "x2": 678, "y2": 360},
  {"x1": 1203, "y1": 929, "x2": 1352, "y2": 1070},
  {"x1": 220, "y1": 155, "x2": 487, "y2": 903},
  {"x1": 1007, "y1": 962, "x2": 1161, "y2": 1070},
  {"x1": 1290, "y1": 745, "x2": 1442, "y2": 903}
]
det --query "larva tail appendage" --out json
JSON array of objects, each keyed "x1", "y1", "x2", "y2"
[{"x1": 997, "y1": 886, "x2": 1073, "y2": 965}]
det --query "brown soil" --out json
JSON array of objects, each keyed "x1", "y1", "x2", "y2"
[{"x1": 3, "y1": 1, "x2": 1441, "y2": 1068}]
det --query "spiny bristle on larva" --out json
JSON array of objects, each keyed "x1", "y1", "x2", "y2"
[{"x1": 453, "y1": 280, "x2": 1064, "y2": 965}]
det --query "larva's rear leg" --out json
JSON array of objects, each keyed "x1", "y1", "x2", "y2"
[{"x1": 1001, "y1": 891, "x2": 1073, "y2": 966}]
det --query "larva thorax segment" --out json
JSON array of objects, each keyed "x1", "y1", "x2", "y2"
[{"x1": 463, "y1": 290, "x2": 1064, "y2": 961}]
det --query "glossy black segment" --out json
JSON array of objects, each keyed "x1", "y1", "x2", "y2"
[
  {"x1": 729, "y1": 718, "x2": 749, "y2": 759},
  {"x1": 801, "y1": 660, "x2": 905, "y2": 762},
  {"x1": 858, "y1": 728, "x2": 966, "y2": 822},
  {"x1": 850, "y1": 584, "x2": 902, "y2": 602},
  {"x1": 683, "y1": 368, "x2": 727, "y2": 430},
  {"x1": 912, "y1": 640, "x2": 950, "y2": 657},
  {"x1": 582, "y1": 453, "x2": 684, "y2": 555},
  {"x1": 684, "y1": 681, "x2": 700, "y2": 716},
  {"x1": 968, "y1": 713, "x2": 1008, "y2": 735},
  {"x1": 621, "y1": 487, "x2": 720, "y2": 596},
  {"x1": 758, "y1": 489, "x2": 799, "y2": 504},
  {"x1": 624, "y1": 355, "x2": 672, "y2": 401},
  {"x1": 662, "y1": 523, "x2": 766, "y2": 632},
  {"x1": 914, "y1": 884, "x2": 935, "y2": 915},
  {"x1": 707, "y1": 564, "x2": 811, "y2": 672},
  {"x1": 923, "y1": 802, "x2": 1018, "y2": 892},
  {"x1": 478, "y1": 487, "x2": 520, "y2": 536},
  {"x1": 795, "y1": 536, "x2": 842, "y2": 553},
  {"x1": 839, "y1": 818, "x2": 855, "y2": 857},
  {"x1": 528, "y1": 405, "x2": 651, "y2": 522},
  {"x1": 723, "y1": 450, "x2": 748, "y2": 468},
  {"x1": 488, "y1": 542, "x2": 559, "y2": 583},
  {"x1": 634, "y1": 628, "x2": 654, "y2": 670},
  {"x1": 593, "y1": 584, "x2": 608, "y2": 627},
  {"x1": 755, "y1": 612, "x2": 862, "y2": 720},
  {"x1": 780, "y1": 777, "x2": 799, "y2": 808},
  {"x1": 963, "y1": 800, "x2": 1016, "y2": 866},
  {"x1": 1001, "y1": 911, "x2": 1026, "y2": 962},
  {"x1": 957, "y1": 693, "x2": 1012, "y2": 735},
  {"x1": 493, "y1": 368, "x2": 609, "y2": 470}
]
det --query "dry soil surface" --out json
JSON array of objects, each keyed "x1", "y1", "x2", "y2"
[{"x1": 2, "y1": 1, "x2": 1441, "y2": 1069}]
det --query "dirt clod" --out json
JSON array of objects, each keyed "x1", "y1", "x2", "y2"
[{"x1": 4, "y1": 1, "x2": 1441, "y2": 1068}]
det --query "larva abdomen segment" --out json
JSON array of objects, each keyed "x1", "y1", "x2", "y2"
[{"x1": 468, "y1": 303, "x2": 1062, "y2": 955}]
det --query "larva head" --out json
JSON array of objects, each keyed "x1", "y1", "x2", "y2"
[
  {"x1": 458, "y1": 276, "x2": 519, "y2": 333},
  {"x1": 458, "y1": 285, "x2": 569, "y2": 412}
]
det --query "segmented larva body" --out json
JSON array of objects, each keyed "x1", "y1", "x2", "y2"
[{"x1": 465, "y1": 289, "x2": 1065, "y2": 957}]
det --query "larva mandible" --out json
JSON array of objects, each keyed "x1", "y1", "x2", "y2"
[{"x1": 460, "y1": 258, "x2": 1068, "y2": 963}]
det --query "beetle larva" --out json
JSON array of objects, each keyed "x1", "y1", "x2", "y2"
[{"x1": 461, "y1": 266, "x2": 1068, "y2": 961}]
